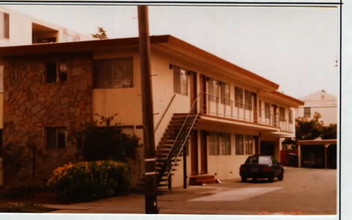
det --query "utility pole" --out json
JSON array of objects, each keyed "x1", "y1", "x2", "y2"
[{"x1": 138, "y1": 5, "x2": 159, "y2": 214}]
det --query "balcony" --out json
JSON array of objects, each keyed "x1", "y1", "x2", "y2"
[{"x1": 199, "y1": 93, "x2": 293, "y2": 133}]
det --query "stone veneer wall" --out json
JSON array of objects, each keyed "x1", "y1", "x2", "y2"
[{"x1": 3, "y1": 53, "x2": 93, "y2": 186}]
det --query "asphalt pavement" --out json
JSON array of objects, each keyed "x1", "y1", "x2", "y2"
[{"x1": 46, "y1": 167, "x2": 337, "y2": 215}]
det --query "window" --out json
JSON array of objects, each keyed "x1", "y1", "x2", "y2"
[
  {"x1": 0, "y1": 12, "x2": 9, "y2": 39},
  {"x1": 208, "y1": 132, "x2": 219, "y2": 155},
  {"x1": 208, "y1": 132, "x2": 231, "y2": 155},
  {"x1": 173, "y1": 67, "x2": 188, "y2": 95},
  {"x1": 207, "y1": 78, "x2": 219, "y2": 102},
  {"x1": 236, "y1": 134, "x2": 254, "y2": 155},
  {"x1": 259, "y1": 100, "x2": 262, "y2": 117},
  {"x1": 46, "y1": 127, "x2": 67, "y2": 150},
  {"x1": 220, "y1": 133, "x2": 231, "y2": 155},
  {"x1": 45, "y1": 62, "x2": 68, "y2": 83},
  {"x1": 304, "y1": 107, "x2": 311, "y2": 118},
  {"x1": 94, "y1": 57, "x2": 133, "y2": 89},
  {"x1": 244, "y1": 90, "x2": 253, "y2": 110},
  {"x1": 235, "y1": 134, "x2": 244, "y2": 155},
  {"x1": 46, "y1": 62, "x2": 57, "y2": 83},
  {"x1": 220, "y1": 82, "x2": 230, "y2": 105},
  {"x1": 279, "y1": 107, "x2": 286, "y2": 121},
  {"x1": 0, "y1": 65, "x2": 3, "y2": 92},
  {"x1": 244, "y1": 135, "x2": 254, "y2": 155},
  {"x1": 289, "y1": 109, "x2": 293, "y2": 123},
  {"x1": 235, "y1": 87, "x2": 244, "y2": 107},
  {"x1": 265, "y1": 102, "x2": 271, "y2": 119}
]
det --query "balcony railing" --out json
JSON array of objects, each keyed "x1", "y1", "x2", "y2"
[{"x1": 199, "y1": 93, "x2": 293, "y2": 132}]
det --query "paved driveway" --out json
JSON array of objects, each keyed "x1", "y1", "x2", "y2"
[{"x1": 48, "y1": 167, "x2": 337, "y2": 215}]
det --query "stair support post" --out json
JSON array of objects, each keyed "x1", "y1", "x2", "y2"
[{"x1": 183, "y1": 144, "x2": 188, "y2": 189}]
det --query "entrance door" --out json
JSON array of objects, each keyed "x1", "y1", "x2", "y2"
[
  {"x1": 200, "y1": 131, "x2": 208, "y2": 174},
  {"x1": 190, "y1": 131, "x2": 198, "y2": 175}
]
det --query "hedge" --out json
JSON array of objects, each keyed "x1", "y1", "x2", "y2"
[{"x1": 47, "y1": 160, "x2": 130, "y2": 202}]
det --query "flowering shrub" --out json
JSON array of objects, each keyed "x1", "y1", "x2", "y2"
[{"x1": 47, "y1": 160, "x2": 130, "y2": 202}]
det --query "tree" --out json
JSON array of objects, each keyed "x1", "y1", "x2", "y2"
[
  {"x1": 321, "y1": 123, "x2": 337, "y2": 139},
  {"x1": 77, "y1": 114, "x2": 140, "y2": 162},
  {"x1": 295, "y1": 112, "x2": 324, "y2": 140},
  {"x1": 295, "y1": 112, "x2": 337, "y2": 140},
  {"x1": 92, "y1": 27, "x2": 108, "y2": 40}
]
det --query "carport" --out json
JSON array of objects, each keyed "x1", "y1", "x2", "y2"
[{"x1": 297, "y1": 139, "x2": 337, "y2": 169}]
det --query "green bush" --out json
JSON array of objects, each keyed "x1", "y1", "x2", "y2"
[
  {"x1": 75, "y1": 114, "x2": 140, "y2": 162},
  {"x1": 47, "y1": 160, "x2": 130, "y2": 202}
]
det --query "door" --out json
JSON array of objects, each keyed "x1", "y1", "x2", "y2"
[
  {"x1": 200, "y1": 131, "x2": 208, "y2": 174},
  {"x1": 190, "y1": 131, "x2": 199, "y2": 175}
]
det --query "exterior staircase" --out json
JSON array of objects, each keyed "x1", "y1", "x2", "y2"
[
  {"x1": 155, "y1": 112, "x2": 199, "y2": 190},
  {"x1": 136, "y1": 95, "x2": 200, "y2": 193}
]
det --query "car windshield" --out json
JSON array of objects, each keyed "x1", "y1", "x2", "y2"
[{"x1": 246, "y1": 156, "x2": 272, "y2": 165}]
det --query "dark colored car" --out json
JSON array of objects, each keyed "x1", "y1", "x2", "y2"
[{"x1": 240, "y1": 155, "x2": 284, "y2": 182}]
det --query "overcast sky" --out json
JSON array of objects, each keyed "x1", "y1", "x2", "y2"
[{"x1": 6, "y1": 4, "x2": 340, "y2": 99}]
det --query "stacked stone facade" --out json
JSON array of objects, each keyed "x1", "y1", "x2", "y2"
[{"x1": 3, "y1": 53, "x2": 93, "y2": 185}]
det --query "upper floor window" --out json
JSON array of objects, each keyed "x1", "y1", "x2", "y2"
[
  {"x1": 0, "y1": 12, "x2": 9, "y2": 39},
  {"x1": 304, "y1": 107, "x2": 311, "y2": 118},
  {"x1": 219, "y1": 82, "x2": 230, "y2": 105},
  {"x1": 265, "y1": 102, "x2": 271, "y2": 119},
  {"x1": 235, "y1": 87, "x2": 244, "y2": 108},
  {"x1": 207, "y1": 78, "x2": 218, "y2": 102},
  {"x1": 289, "y1": 109, "x2": 293, "y2": 123},
  {"x1": 94, "y1": 57, "x2": 133, "y2": 89},
  {"x1": 244, "y1": 90, "x2": 254, "y2": 110},
  {"x1": 279, "y1": 107, "x2": 286, "y2": 121},
  {"x1": 259, "y1": 100, "x2": 262, "y2": 117},
  {"x1": 0, "y1": 65, "x2": 3, "y2": 92},
  {"x1": 46, "y1": 127, "x2": 67, "y2": 150},
  {"x1": 173, "y1": 67, "x2": 188, "y2": 95},
  {"x1": 45, "y1": 62, "x2": 68, "y2": 83}
]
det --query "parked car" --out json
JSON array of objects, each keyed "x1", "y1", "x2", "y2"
[{"x1": 240, "y1": 155, "x2": 284, "y2": 182}]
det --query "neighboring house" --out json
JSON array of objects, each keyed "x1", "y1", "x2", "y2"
[
  {"x1": 0, "y1": 35, "x2": 303, "y2": 188},
  {"x1": 296, "y1": 90, "x2": 337, "y2": 125},
  {"x1": 294, "y1": 90, "x2": 338, "y2": 169},
  {"x1": 0, "y1": 6, "x2": 91, "y2": 46}
]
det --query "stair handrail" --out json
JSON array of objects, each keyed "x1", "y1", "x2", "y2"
[
  {"x1": 157, "y1": 94, "x2": 200, "y2": 181},
  {"x1": 154, "y1": 94, "x2": 177, "y2": 132}
]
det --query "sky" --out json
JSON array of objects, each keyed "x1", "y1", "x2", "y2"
[{"x1": 5, "y1": 4, "x2": 340, "y2": 99}]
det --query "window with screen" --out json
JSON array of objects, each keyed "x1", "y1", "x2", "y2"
[{"x1": 94, "y1": 57, "x2": 133, "y2": 89}]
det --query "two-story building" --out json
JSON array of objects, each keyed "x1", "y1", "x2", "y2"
[{"x1": 0, "y1": 35, "x2": 303, "y2": 188}]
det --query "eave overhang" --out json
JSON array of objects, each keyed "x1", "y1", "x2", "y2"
[{"x1": 0, "y1": 35, "x2": 279, "y2": 91}]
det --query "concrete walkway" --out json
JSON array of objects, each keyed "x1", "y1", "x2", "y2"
[{"x1": 46, "y1": 167, "x2": 337, "y2": 215}]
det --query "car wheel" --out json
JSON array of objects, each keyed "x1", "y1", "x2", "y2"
[
  {"x1": 278, "y1": 173, "x2": 284, "y2": 181},
  {"x1": 241, "y1": 177, "x2": 247, "y2": 182},
  {"x1": 268, "y1": 177, "x2": 274, "y2": 182}
]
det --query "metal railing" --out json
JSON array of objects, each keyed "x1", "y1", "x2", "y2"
[
  {"x1": 157, "y1": 94, "x2": 200, "y2": 184},
  {"x1": 199, "y1": 93, "x2": 294, "y2": 132},
  {"x1": 154, "y1": 94, "x2": 176, "y2": 132},
  {"x1": 199, "y1": 93, "x2": 254, "y2": 122}
]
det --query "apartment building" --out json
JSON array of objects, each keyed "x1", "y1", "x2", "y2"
[{"x1": 0, "y1": 35, "x2": 303, "y2": 188}]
